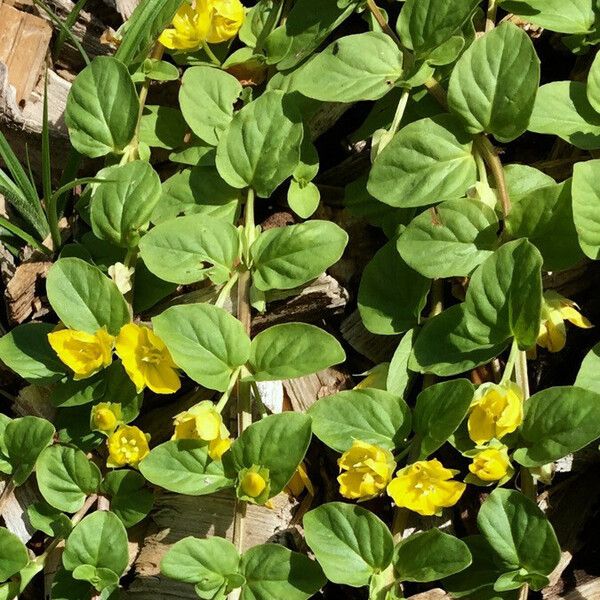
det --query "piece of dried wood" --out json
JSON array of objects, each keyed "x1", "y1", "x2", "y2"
[
  {"x1": 407, "y1": 589, "x2": 450, "y2": 600},
  {"x1": 341, "y1": 309, "x2": 399, "y2": 363},
  {"x1": 0, "y1": 477, "x2": 40, "y2": 543},
  {"x1": 3, "y1": 258, "x2": 52, "y2": 325},
  {"x1": 0, "y1": 3, "x2": 51, "y2": 103},
  {"x1": 544, "y1": 575, "x2": 600, "y2": 600},
  {"x1": 127, "y1": 490, "x2": 299, "y2": 599},
  {"x1": 283, "y1": 367, "x2": 353, "y2": 412}
]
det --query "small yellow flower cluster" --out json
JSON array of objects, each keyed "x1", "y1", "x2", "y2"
[
  {"x1": 107, "y1": 425, "x2": 150, "y2": 468},
  {"x1": 48, "y1": 323, "x2": 180, "y2": 395},
  {"x1": 466, "y1": 382, "x2": 522, "y2": 484},
  {"x1": 159, "y1": 0, "x2": 245, "y2": 51},
  {"x1": 172, "y1": 401, "x2": 232, "y2": 460}
]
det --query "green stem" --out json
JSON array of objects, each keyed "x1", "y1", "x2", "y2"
[
  {"x1": 486, "y1": 0, "x2": 498, "y2": 32},
  {"x1": 215, "y1": 271, "x2": 240, "y2": 309},
  {"x1": 251, "y1": 381, "x2": 269, "y2": 418},
  {"x1": 201, "y1": 40, "x2": 222, "y2": 66},
  {"x1": 474, "y1": 147, "x2": 489, "y2": 187},
  {"x1": 500, "y1": 339, "x2": 519, "y2": 385},
  {"x1": 384, "y1": 88, "x2": 411, "y2": 144},
  {"x1": 243, "y1": 188, "x2": 256, "y2": 266},
  {"x1": 215, "y1": 367, "x2": 242, "y2": 413},
  {"x1": 474, "y1": 135, "x2": 511, "y2": 217}
]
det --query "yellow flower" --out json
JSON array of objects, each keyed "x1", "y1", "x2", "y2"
[
  {"x1": 205, "y1": 0, "x2": 245, "y2": 43},
  {"x1": 337, "y1": 440, "x2": 396, "y2": 501},
  {"x1": 90, "y1": 402, "x2": 121, "y2": 435},
  {"x1": 354, "y1": 363, "x2": 389, "y2": 390},
  {"x1": 48, "y1": 327, "x2": 114, "y2": 380},
  {"x1": 159, "y1": 0, "x2": 244, "y2": 50},
  {"x1": 237, "y1": 465, "x2": 270, "y2": 504},
  {"x1": 115, "y1": 323, "x2": 180, "y2": 395},
  {"x1": 107, "y1": 425, "x2": 150, "y2": 468},
  {"x1": 468, "y1": 382, "x2": 523, "y2": 445},
  {"x1": 537, "y1": 291, "x2": 592, "y2": 352},
  {"x1": 387, "y1": 459, "x2": 466, "y2": 516},
  {"x1": 469, "y1": 447, "x2": 511, "y2": 482},
  {"x1": 172, "y1": 401, "x2": 226, "y2": 441},
  {"x1": 208, "y1": 437, "x2": 232, "y2": 460},
  {"x1": 284, "y1": 462, "x2": 315, "y2": 498}
]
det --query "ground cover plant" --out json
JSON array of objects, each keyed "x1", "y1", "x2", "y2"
[{"x1": 1, "y1": 0, "x2": 600, "y2": 598}]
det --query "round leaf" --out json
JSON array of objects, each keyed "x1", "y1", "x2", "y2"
[
  {"x1": 90, "y1": 161, "x2": 161, "y2": 248},
  {"x1": 152, "y1": 304, "x2": 250, "y2": 392},
  {"x1": 63, "y1": 511, "x2": 129, "y2": 576},
  {"x1": 180, "y1": 66, "x2": 242, "y2": 146},
  {"x1": 46, "y1": 258, "x2": 130, "y2": 335},
  {"x1": 513, "y1": 386, "x2": 600, "y2": 467},
  {"x1": 240, "y1": 544, "x2": 325, "y2": 600},
  {"x1": 394, "y1": 529, "x2": 472, "y2": 582},
  {"x1": 448, "y1": 22, "x2": 540, "y2": 142},
  {"x1": 36, "y1": 445, "x2": 102, "y2": 513},
  {"x1": 139, "y1": 214, "x2": 240, "y2": 285},
  {"x1": 572, "y1": 158, "x2": 600, "y2": 259},
  {"x1": 0, "y1": 528, "x2": 29, "y2": 582},
  {"x1": 367, "y1": 114, "x2": 477, "y2": 208},
  {"x1": 139, "y1": 440, "x2": 233, "y2": 496},
  {"x1": 397, "y1": 198, "x2": 499, "y2": 278},
  {"x1": 248, "y1": 323, "x2": 345, "y2": 381},
  {"x1": 251, "y1": 220, "x2": 348, "y2": 292},
  {"x1": 304, "y1": 502, "x2": 393, "y2": 588},
  {"x1": 216, "y1": 90, "x2": 304, "y2": 198},
  {"x1": 100, "y1": 470, "x2": 153, "y2": 528},
  {"x1": 65, "y1": 56, "x2": 138, "y2": 158},
  {"x1": 226, "y1": 413, "x2": 312, "y2": 496},
  {"x1": 309, "y1": 389, "x2": 411, "y2": 452}
]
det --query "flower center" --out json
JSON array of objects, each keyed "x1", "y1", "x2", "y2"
[{"x1": 140, "y1": 345, "x2": 163, "y2": 364}]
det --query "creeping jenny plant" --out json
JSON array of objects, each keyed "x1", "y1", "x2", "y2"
[{"x1": 0, "y1": 0, "x2": 600, "y2": 598}]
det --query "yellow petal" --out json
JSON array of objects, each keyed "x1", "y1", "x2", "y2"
[
  {"x1": 468, "y1": 405, "x2": 496, "y2": 444},
  {"x1": 561, "y1": 306, "x2": 593, "y2": 329},
  {"x1": 145, "y1": 362, "x2": 181, "y2": 395}
]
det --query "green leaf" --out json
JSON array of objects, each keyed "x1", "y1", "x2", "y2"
[
  {"x1": 4, "y1": 416, "x2": 55, "y2": 485},
  {"x1": 226, "y1": 413, "x2": 312, "y2": 496},
  {"x1": 139, "y1": 105, "x2": 187, "y2": 149},
  {"x1": 63, "y1": 511, "x2": 129, "y2": 576},
  {"x1": 46, "y1": 258, "x2": 130, "y2": 335},
  {"x1": 397, "y1": 0, "x2": 478, "y2": 58},
  {"x1": 499, "y1": 0, "x2": 594, "y2": 34},
  {"x1": 72, "y1": 564, "x2": 119, "y2": 591},
  {"x1": 0, "y1": 323, "x2": 65, "y2": 384},
  {"x1": 161, "y1": 536, "x2": 240, "y2": 590},
  {"x1": 368, "y1": 115, "x2": 477, "y2": 208},
  {"x1": 100, "y1": 470, "x2": 153, "y2": 528},
  {"x1": 36, "y1": 445, "x2": 102, "y2": 513},
  {"x1": 575, "y1": 341, "x2": 600, "y2": 393},
  {"x1": 152, "y1": 166, "x2": 240, "y2": 225},
  {"x1": 264, "y1": 0, "x2": 357, "y2": 70},
  {"x1": 444, "y1": 535, "x2": 515, "y2": 599},
  {"x1": 504, "y1": 164, "x2": 555, "y2": 200},
  {"x1": 386, "y1": 329, "x2": 417, "y2": 398},
  {"x1": 139, "y1": 215, "x2": 240, "y2": 285},
  {"x1": 304, "y1": 502, "x2": 393, "y2": 588},
  {"x1": 358, "y1": 239, "x2": 430, "y2": 335},
  {"x1": 529, "y1": 82, "x2": 600, "y2": 150},
  {"x1": 0, "y1": 528, "x2": 29, "y2": 581},
  {"x1": 294, "y1": 32, "x2": 402, "y2": 102},
  {"x1": 248, "y1": 323, "x2": 345, "y2": 381},
  {"x1": 287, "y1": 180, "x2": 320, "y2": 219},
  {"x1": 587, "y1": 53, "x2": 600, "y2": 113},
  {"x1": 180, "y1": 66, "x2": 243, "y2": 146},
  {"x1": 65, "y1": 56, "x2": 138, "y2": 158},
  {"x1": 152, "y1": 304, "x2": 250, "y2": 392},
  {"x1": 90, "y1": 161, "x2": 161, "y2": 248},
  {"x1": 216, "y1": 90, "x2": 304, "y2": 198},
  {"x1": 139, "y1": 440, "x2": 233, "y2": 495},
  {"x1": 309, "y1": 389, "x2": 411, "y2": 452},
  {"x1": 394, "y1": 529, "x2": 472, "y2": 582},
  {"x1": 251, "y1": 220, "x2": 348, "y2": 292},
  {"x1": 413, "y1": 379, "x2": 475, "y2": 459},
  {"x1": 506, "y1": 180, "x2": 583, "y2": 270},
  {"x1": 411, "y1": 240, "x2": 542, "y2": 375},
  {"x1": 513, "y1": 386, "x2": 600, "y2": 467},
  {"x1": 240, "y1": 544, "x2": 325, "y2": 600},
  {"x1": 397, "y1": 199, "x2": 498, "y2": 278},
  {"x1": 477, "y1": 489, "x2": 560, "y2": 576},
  {"x1": 114, "y1": 0, "x2": 183, "y2": 65},
  {"x1": 448, "y1": 23, "x2": 540, "y2": 142},
  {"x1": 572, "y1": 159, "x2": 600, "y2": 259},
  {"x1": 51, "y1": 568, "x2": 93, "y2": 600},
  {"x1": 27, "y1": 500, "x2": 72, "y2": 538}
]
